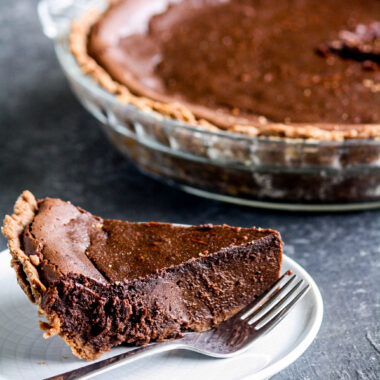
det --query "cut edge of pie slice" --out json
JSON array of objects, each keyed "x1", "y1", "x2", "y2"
[{"x1": 2, "y1": 191, "x2": 283, "y2": 360}]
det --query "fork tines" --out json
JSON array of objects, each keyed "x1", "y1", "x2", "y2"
[{"x1": 236, "y1": 271, "x2": 310, "y2": 335}]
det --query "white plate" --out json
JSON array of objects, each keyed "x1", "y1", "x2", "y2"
[{"x1": 0, "y1": 249, "x2": 323, "y2": 380}]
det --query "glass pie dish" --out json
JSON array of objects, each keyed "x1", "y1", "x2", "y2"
[{"x1": 38, "y1": 0, "x2": 380, "y2": 211}]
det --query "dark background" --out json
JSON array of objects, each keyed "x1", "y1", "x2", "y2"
[{"x1": 1, "y1": 1, "x2": 379, "y2": 379}]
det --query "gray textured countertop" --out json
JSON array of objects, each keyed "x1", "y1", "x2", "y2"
[{"x1": 1, "y1": 1, "x2": 379, "y2": 379}]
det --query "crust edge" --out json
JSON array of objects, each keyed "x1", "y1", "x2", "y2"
[{"x1": 1, "y1": 191, "x2": 46, "y2": 303}]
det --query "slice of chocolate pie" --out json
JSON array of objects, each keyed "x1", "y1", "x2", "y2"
[{"x1": 2, "y1": 191, "x2": 282, "y2": 360}]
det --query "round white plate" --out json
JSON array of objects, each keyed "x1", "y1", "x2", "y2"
[{"x1": 0, "y1": 249, "x2": 323, "y2": 380}]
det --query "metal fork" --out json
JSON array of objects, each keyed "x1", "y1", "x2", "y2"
[{"x1": 45, "y1": 272, "x2": 309, "y2": 380}]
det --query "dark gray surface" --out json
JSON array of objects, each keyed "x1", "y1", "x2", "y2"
[{"x1": 1, "y1": 1, "x2": 379, "y2": 379}]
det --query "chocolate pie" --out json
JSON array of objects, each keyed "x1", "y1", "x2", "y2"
[
  {"x1": 2, "y1": 191, "x2": 282, "y2": 360},
  {"x1": 71, "y1": 0, "x2": 380, "y2": 140}
]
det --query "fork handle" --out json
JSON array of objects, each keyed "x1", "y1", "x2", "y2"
[{"x1": 44, "y1": 341, "x2": 181, "y2": 380}]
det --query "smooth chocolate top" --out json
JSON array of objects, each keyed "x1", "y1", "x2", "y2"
[
  {"x1": 24, "y1": 198, "x2": 275, "y2": 283},
  {"x1": 25, "y1": 198, "x2": 107, "y2": 283},
  {"x1": 88, "y1": 0, "x2": 380, "y2": 127},
  {"x1": 87, "y1": 220, "x2": 270, "y2": 281}
]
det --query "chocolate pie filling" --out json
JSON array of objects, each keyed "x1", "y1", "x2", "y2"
[{"x1": 88, "y1": 0, "x2": 380, "y2": 127}]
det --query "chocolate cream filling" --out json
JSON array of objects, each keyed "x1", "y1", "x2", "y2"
[{"x1": 87, "y1": 0, "x2": 380, "y2": 128}]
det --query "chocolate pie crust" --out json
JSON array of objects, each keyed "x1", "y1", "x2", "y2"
[
  {"x1": 70, "y1": 0, "x2": 380, "y2": 141},
  {"x1": 2, "y1": 191, "x2": 283, "y2": 360}
]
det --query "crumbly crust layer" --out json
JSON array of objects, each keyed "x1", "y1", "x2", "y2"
[
  {"x1": 70, "y1": 0, "x2": 380, "y2": 141},
  {"x1": 2, "y1": 191, "x2": 44, "y2": 303}
]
